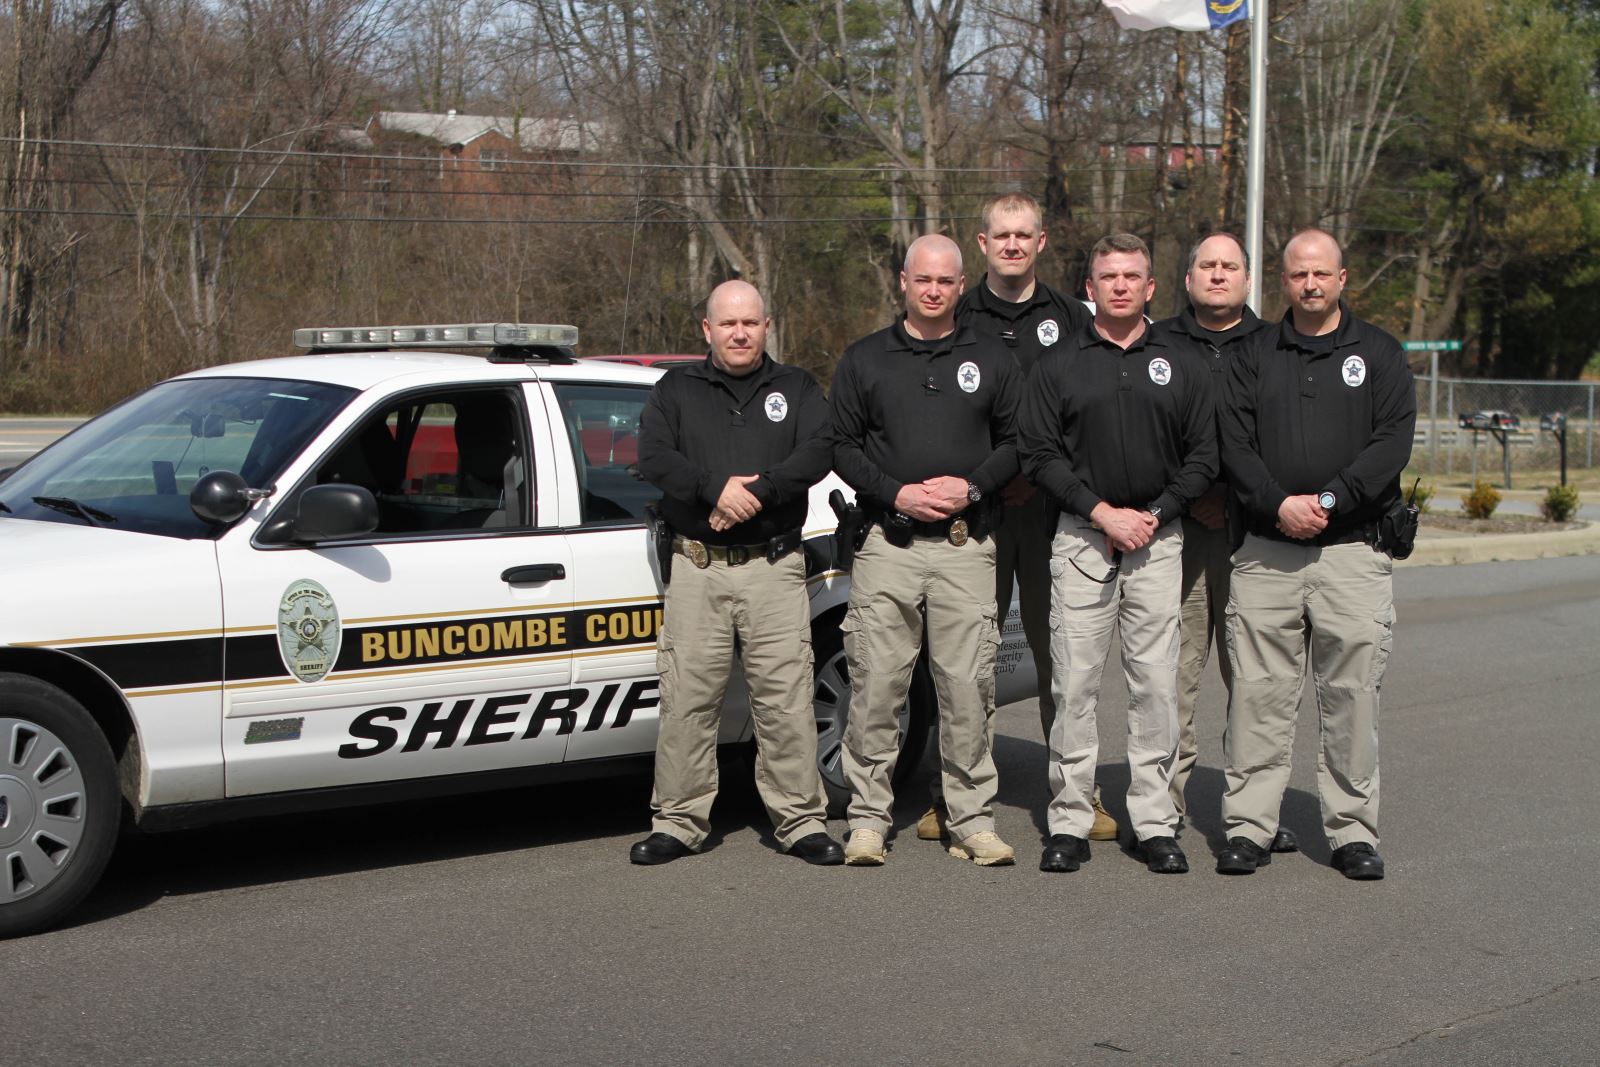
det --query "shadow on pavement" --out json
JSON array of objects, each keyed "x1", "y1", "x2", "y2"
[
  {"x1": 67, "y1": 756, "x2": 778, "y2": 931},
  {"x1": 989, "y1": 732, "x2": 1322, "y2": 858}
]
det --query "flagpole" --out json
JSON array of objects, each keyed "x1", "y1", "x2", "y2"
[{"x1": 1246, "y1": 0, "x2": 1267, "y2": 313}]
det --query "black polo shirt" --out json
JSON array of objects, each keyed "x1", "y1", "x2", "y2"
[
  {"x1": 1220, "y1": 301, "x2": 1416, "y2": 542},
  {"x1": 1018, "y1": 318, "x2": 1217, "y2": 524},
  {"x1": 1155, "y1": 304, "x2": 1270, "y2": 494},
  {"x1": 957, "y1": 275, "x2": 1093, "y2": 379},
  {"x1": 830, "y1": 318, "x2": 1020, "y2": 512},
  {"x1": 638, "y1": 353, "x2": 832, "y2": 544}
]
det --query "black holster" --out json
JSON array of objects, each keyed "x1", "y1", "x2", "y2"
[
  {"x1": 1377, "y1": 498, "x2": 1420, "y2": 560},
  {"x1": 645, "y1": 502, "x2": 674, "y2": 584},
  {"x1": 828, "y1": 489, "x2": 869, "y2": 569},
  {"x1": 879, "y1": 510, "x2": 914, "y2": 547}
]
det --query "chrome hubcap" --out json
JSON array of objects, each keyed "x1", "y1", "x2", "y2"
[{"x1": 812, "y1": 647, "x2": 912, "y2": 793}]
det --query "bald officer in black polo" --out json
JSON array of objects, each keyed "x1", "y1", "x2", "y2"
[
  {"x1": 1216, "y1": 229, "x2": 1415, "y2": 881},
  {"x1": 909, "y1": 192, "x2": 1121, "y2": 847},
  {"x1": 831, "y1": 234, "x2": 1021, "y2": 868},
  {"x1": 630, "y1": 280, "x2": 844, "y2": 867}
]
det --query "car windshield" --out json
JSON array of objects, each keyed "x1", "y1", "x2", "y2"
[{"x1": 0, "y1": 376, "x2": 355, "y2": 539}]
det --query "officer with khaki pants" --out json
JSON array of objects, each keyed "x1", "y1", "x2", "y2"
[
  {"x1": 913, "y1": 191, "x2": 1119, "y2": 846},
  {"x1": 831, "y1": 234, "x2": 1021, "y2": 867},
  {"x1": 1216, "y1": 229, "x2": 1415, "y2": 881},
  {"x1": 630, "y1": 280, "x2": 844, "y2": 867},
  {"x1": 1044, "y1": 517, "x2": 1186, "y2": 847},
  {"x1": 1152, "y1": 232, "x2": 1271, "y2": 829},
  {"x1": 1018, "y1": 234, "x2": 1217, "y2": 875},
  {"x1": 841, "y1": 526, "x2": 1002, "y2": 857}
]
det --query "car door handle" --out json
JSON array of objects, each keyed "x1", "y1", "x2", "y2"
[{"x1": 501, "y1": 563, "x2": 566, "y2": 583}]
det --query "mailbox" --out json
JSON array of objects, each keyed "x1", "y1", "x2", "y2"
[
  {"x1": 1458, "y1": 411, "x2": 1521, "y2": 488},
  {"x1": 1458, "y1": 411, "x2": 1520, "y2": 431},
  {"x1": 1541, "y1": 412, "x2": 1569, "y2": 486}
]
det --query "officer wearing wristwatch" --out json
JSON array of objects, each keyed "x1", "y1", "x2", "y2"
[{"x1": 1318, "y1": 490, "x2": 1337, "y2": 513}]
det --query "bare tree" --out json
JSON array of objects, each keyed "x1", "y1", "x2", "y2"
[
  {"x1": 768, "y1": 0, "x2": 973, "y2": 259},
  {"x1": 0, "y1": 0, "x2": 122, "y2": 373},
  {"x1": 94, "y1": 0, "x2": 380, "y2": 367},
  {"x1": 516, "y1": 1, "x2": 797, "y2": 348},
  {"x1": 1272, "y1": 0, "x2": 1414, "y2": 246}
]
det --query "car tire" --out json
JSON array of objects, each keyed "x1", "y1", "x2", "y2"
[
  {"x1": 811, "y1": 615, "x2": 936, "y2": 818},
  {"x1": 0, "y1": 673, "x2": 120, "y2": 939}
]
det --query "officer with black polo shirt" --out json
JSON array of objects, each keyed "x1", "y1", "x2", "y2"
[
  {"x1": 831, "y1": 234, "x2": 1021, "y2": 867},
  {"x1": 958, "y1": 199, "x2": 1091, "y2": 704},
  {"x1": 629, "y1": 279, "x2": 844, "y2": 867},
  {"x1": 1215, "y1": 229, "x2": 1415, "y2": 881},
  {"x1": 1019, "y1": 233, "x2": 1216, "y2": 875},
  {"x1": 908, "y1": 192, "x2": 1123, "y2": 848},
  {"x1": 1155, "y1": 232, "x2": 1273, "y2": 831}
]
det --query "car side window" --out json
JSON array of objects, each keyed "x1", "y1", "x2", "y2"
[
  {"x1": 550, "y1": 383, "x2": 659, "y2": 525},
  {"x1": 316, "y1": 388, "x2": 530, "y2": 534}
]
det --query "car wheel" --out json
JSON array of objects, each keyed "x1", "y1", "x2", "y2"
[
  {"x1": 811, "y1": 617, "x2": 935, "y2": 817},
  {"x1": 0, "y1": 674, "x2": 120, "y2": 939}
]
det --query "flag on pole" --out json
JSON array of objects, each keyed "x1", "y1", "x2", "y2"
[{"x1": 1102, "y1": 0, "x2": 1249, "y2": 31}]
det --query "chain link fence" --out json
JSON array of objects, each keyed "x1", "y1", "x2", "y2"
[{"x1": 1413, "y1": 376, "x2": 1597, "y2": 483}]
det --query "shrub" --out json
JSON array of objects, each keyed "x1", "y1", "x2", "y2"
[
  {"x1": 1461, "y1": 479, "x2": 1501, "y2": 520},
  {"x1": 1540, "y1": 484, "x2": 1581, "y2": 523},
  {"x1": 1410, "y1": 481, "x2": 1435, "y2": 515}
]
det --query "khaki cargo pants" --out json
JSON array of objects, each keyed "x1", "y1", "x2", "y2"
[
  {"x1": 1221, "y1": 535, "x2": 1395, "y2": 850},
  {"x1": 1046, "y1": 516, "x2": 1183, "y2": 842},
  {"x1": 651, "y1": 550, "x2": 828, "y2": 851},
  {"x1": 928, "y1": 493, "x2": 1057, "y2": 805},
  {"x1": 841, "y1": 526, "x2": 1002, "y2": 840},
  {"x1": 1170, "y1": 514, "x2": 1234, "y2": 816}
]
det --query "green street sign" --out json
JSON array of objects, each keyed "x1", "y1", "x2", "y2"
[{"x1": 1403, "y1": 340, "x2": 1463, "y2": 351}]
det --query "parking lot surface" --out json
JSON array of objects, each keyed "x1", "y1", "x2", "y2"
[
  {"x1": 0, "y1": 417, "x2": 82, "y2": 469},
  {"x1": 7, "y1": 554, "x2": 1599, "y2": 1065}
]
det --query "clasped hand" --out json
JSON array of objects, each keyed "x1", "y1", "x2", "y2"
[
  {"x1": 709, "y1": 474, "x2": 762, "y2": 532},
  {"x1": 1275, "y1": 494, "x2": 1329, "y2": 540},
  {"x1": 1089, "y1": 502, "x2": 1158, "y2": 554},
  {"x1": 893, "y1": 476, "x2": 970, "y2": 522}
]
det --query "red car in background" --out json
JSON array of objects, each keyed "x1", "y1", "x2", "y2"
[{"x1": 586, "y1": 354, "x2": 702, "y2": 369}]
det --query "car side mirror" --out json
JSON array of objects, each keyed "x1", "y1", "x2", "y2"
[
  {"x1": 190, "y1": 470, "x2": 272, "y2": 524},
  {"x1": 258, "y1": 483, "x2": 379, "y2": 544}
]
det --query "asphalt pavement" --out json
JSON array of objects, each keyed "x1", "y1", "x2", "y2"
[
  {"x1": 0, "y1": 416, "x2": 83, "y2": 469},
  {"x1": 8, "y1": 554, "x2": 1600, "y2": 1066}
]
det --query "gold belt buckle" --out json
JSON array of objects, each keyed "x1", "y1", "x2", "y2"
[
  {"x1": 685, "y1": 539, "x2": 710, "y2": 568},
  {"x1": 948, "y1": 518, "x2": 969, "y2": 546}
]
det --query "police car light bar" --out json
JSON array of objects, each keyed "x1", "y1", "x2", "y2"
[{"x1": 292, "y1": 322, "x2": 580, "y2": 350}]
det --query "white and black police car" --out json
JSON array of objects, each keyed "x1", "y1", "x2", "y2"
[{"x1": 0, "y1": 323, "x2": 1041, "y2": 937}]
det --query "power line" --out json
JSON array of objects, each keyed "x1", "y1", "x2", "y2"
[
  {"x1": 0, "y1": 204, "x2": 988, "y2": 225},
  {"x1": 0, "y1": 135, "x2": 1062, "y2": 177},
  {"x1": 16, "y1": 141, "x2": 1484, "y2": 197},
  {"x1": 24, "y1": 141, "x2": 1196, "y2": 186},
  {"x1": 0, "y1": 171, "x2": 1027, "y2": 202}
]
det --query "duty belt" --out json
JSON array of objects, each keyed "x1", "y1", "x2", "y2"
[
  {"x1": 672, "y1": 529, "x2": 803, "y2": 568},
  {"x1": 864, "y1": 508, "x2": 982, "y2": 547},
  {"x1": 1253, "y1": 522, "x2": 1377, "y2": 548}
]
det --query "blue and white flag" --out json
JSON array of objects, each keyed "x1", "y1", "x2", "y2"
[{"x1": 1102, "y1": 0, "x2": 1248, "y2": 31}]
